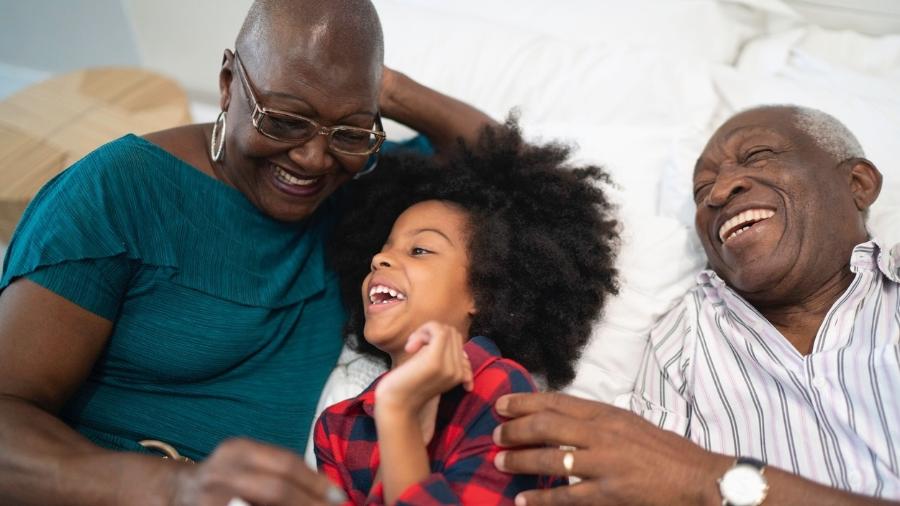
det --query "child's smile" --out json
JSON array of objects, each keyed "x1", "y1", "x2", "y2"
[
  {"x1": 361, "y1": 200, "x2": 477, "y2": 361},
  {"x1": 365, "y1": 280, "x2": 407, "y2": 311}
]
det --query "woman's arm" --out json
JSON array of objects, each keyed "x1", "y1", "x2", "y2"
[
  {"x1": 0, "y1": 280, "x2": 343, "y2": 506},
  {"x1": 0, "y1": 279, "x2": 177, "y2": 506},
  {"x1": 378, "y1": 68, "x2": 497, "y2": 156}
]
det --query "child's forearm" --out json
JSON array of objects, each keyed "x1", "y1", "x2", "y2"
[{"x1": 374, "y1": 402, "x2": 431, "y2": 505}]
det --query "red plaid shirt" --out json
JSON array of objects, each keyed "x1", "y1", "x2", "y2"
[{"x1": 314, "y1": 336, "x2": 561, "y2": 505}]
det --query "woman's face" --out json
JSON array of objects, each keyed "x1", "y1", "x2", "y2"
[
  {"x1": 217, "y1": 49, "x2": 381, "y2": 222},
  {"x1": 361, "y1": 200, "x2": 477, "y2": 358}
]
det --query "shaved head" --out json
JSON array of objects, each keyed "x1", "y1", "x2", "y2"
[
  {"x1": 214, "y1": 0, "x2": 386, "y2": 223},
  {"x1": 235, "y1": 0, "x2": 384, "y2": 82}
]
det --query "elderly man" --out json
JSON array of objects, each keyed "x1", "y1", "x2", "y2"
[{"x1": 493, "y1": 105, "x2": 898, "y2": 505}]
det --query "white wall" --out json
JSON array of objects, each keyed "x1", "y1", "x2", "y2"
[{"x1": 0, "y1": 0, "x2": 140, "y2": 73}]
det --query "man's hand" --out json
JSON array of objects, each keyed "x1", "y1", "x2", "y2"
[
  {"x1": 492, "y1": 392, "x2": 728, "y2": 506},
  {"x1": 171, "y1": 438, "x2": 346, "y2": 506},
  {"x1": 375, "y1": 321, "x2": 473, "y2": 414}
]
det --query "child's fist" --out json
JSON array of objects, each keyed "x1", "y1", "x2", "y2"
[{"x1": 375, "y1": 321, "x2": 473, "y2": 412}]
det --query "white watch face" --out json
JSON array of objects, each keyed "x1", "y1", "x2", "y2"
[{"x1": 720, "y1": 465, "x2": 768, "y2": 506}]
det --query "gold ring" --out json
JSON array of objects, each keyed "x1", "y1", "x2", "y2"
[{"x1": 562, "y1": 451, "x2": 575, "y2": 475}]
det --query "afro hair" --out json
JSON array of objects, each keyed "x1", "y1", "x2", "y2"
[{"x1": 329, "y1": 119, "x2": 619, "y2": 389}]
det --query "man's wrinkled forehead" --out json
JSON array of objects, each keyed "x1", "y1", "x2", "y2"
[{"x1": 693, "y1": 110, "x2": 802, "y2": 176}]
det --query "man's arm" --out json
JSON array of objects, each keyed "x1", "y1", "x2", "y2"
[
  {"x1": 492, "y1": 392, "x2": 898, "y2": 506},
  {"x1": 379, "y1": 67, "x2": 497, "y2": 156},
  {"x1": 0, "y1": 280, "x2": 342, "y2": 506}
]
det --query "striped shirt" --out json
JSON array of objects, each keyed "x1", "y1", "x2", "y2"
[{"x1": 620, "y1": 240, "x2": 900, "y2": 499}]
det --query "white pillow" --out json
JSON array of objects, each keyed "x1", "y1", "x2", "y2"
[
  {"x1": 304, "y1": 346, "x2": 385, "y2": 468},
  {"x1": 376, "y1": 1, "x2": 722, "y2": 131},
  {"x1": 869, "y1": 200, "x2": 900, "y2": 249},
  {"x1": 566, "y1": 210, "x2": 704, "y2": 401},
  {"x1": 521, "y1": 122, "x2": 715, "y2": 218},
  {"x1": 379, "y1": 0, "x2": 762, "y2": 64}
]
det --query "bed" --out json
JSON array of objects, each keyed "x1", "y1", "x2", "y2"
[{"x1": 1, "y1": 0, "x2": 898, "y2": 465}]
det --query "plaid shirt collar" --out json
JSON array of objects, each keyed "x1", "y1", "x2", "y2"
[{"x1": 356, "y1": 335, "x2": 502, "y2": 418}]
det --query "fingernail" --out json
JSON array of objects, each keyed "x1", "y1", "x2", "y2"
[
  {"x1": 326, "y1": 485, "x2": 347, "y2": 504},
  {"x1": 494, "y1": 451, "x2": 507, "y2": 471},
  {"x1": 495, "y1": 395, "x2": 511, "y2": 415},
  {"x1": 492, "y1": 425, "x2": 502, "y2": 444},
  {"x1": 515, "y1": 493, "x2": 527, "y2": 506}
]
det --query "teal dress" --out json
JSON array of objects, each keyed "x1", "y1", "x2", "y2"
[{"x1": 0, "y1": 134, "x2": 352, "y2": 460}]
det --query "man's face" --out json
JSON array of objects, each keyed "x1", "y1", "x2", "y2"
[{"x1": 693, "y1": 108, "x2": 865, "y2": 305}]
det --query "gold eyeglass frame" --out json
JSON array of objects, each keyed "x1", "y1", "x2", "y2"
[{"x1": 232, "y1": 50, "x2": 386, "y2": 156}]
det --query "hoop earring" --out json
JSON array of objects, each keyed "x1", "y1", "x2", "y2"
[{"x1": 210, "y1": 111, "x2": 227, "y2": 162}]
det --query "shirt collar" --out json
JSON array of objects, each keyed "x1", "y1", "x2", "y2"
[
  {"x1": 854, "y1": 239, "x2": 900, "y2": 283},
  {"x1": 697, "y1": 239, "x2": 900, "y2": 298},
  {"x1": 356, "y1": 336, "x2": 502, "y2": 418}
]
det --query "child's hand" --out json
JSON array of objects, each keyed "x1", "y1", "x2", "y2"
[{"x1": 375, "y1": 321, "x2": 474, "y2": 414}]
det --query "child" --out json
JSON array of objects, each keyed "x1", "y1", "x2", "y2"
[{"x1": 315, "y1": 121, "x2": 619, "y2": 505}]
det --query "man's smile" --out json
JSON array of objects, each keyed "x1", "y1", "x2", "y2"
[{"x1": 717, "y1": 208, "x2": 776, "y2": 244}]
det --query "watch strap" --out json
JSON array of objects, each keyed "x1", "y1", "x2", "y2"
[
  {"x1": 721, "y1": 456, "x2": 768, "y2": 506},
  {"x1": 736, "y1": 456, "x2": 766, "y2": 471}
]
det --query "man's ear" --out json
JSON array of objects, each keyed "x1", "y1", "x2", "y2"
[
  {"x1": 218, "y1": 49, "x2": 235, "y2": 111},
  {"x1": 847, "y1": 158, "x2": 882, "y2": 211}
]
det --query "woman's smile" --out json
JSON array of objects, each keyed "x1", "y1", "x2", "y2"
[{"x1": 269, "y1": 162, "x2": 329, "y2": 198}]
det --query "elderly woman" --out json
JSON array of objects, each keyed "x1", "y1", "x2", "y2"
[{"x1": 0, "y1": 0, "x2": 492, "y2": 504}]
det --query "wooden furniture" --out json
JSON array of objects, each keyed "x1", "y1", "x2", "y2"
[{"x1": 0, "y1": 67, "x2": 192, "y2": 242}]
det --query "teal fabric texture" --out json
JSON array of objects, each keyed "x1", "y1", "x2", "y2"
[{"x1": 0, "y1": 134, "x2": 347, "y2": 460}]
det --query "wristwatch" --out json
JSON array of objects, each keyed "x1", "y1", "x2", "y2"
[{"x1": 718, "y1": 456, "x2": 769, "y2": 506}]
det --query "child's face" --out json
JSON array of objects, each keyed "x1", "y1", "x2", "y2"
[{"x1": 361, "y1": 200, "x2": 476, "y2": 358}]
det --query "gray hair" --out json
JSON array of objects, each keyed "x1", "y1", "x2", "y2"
[
  {"x1": 736, "y1": 105, "x2": 865, "y2": 161},
  {"x1": 792, "y1": 106, "x2": 865, "y2": 161}
]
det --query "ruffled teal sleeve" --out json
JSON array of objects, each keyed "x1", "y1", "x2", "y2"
[
  {"x1": 23, "y1": 258, "x2": 136, "y2": 320},
  {"x1": 0, "y1": 142, "x2": 147, "y2": 319}
]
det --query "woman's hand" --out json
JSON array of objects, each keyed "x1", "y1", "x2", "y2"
[
  {"x1": 171, "y1": 438, "x2": 346, "y2": 506},
  {"x1": 375, "y1": 321, "x2": 473, "y2": 415}
]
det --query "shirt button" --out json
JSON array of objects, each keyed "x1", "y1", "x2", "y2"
[
  {"x1": 849, "y1": 471, "x2": 863, "y2": 488},
  {"x1": 812, "y1": 377, "x2": 827, "y2": 389}
]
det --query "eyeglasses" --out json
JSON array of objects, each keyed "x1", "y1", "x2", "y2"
[{"x1": 233, "y1": 51, "x2": 386, "y2": 156}]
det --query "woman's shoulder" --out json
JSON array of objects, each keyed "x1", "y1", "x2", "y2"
[{"x1": 41, "y1": 132, "x2": 193, "y2": 204}]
